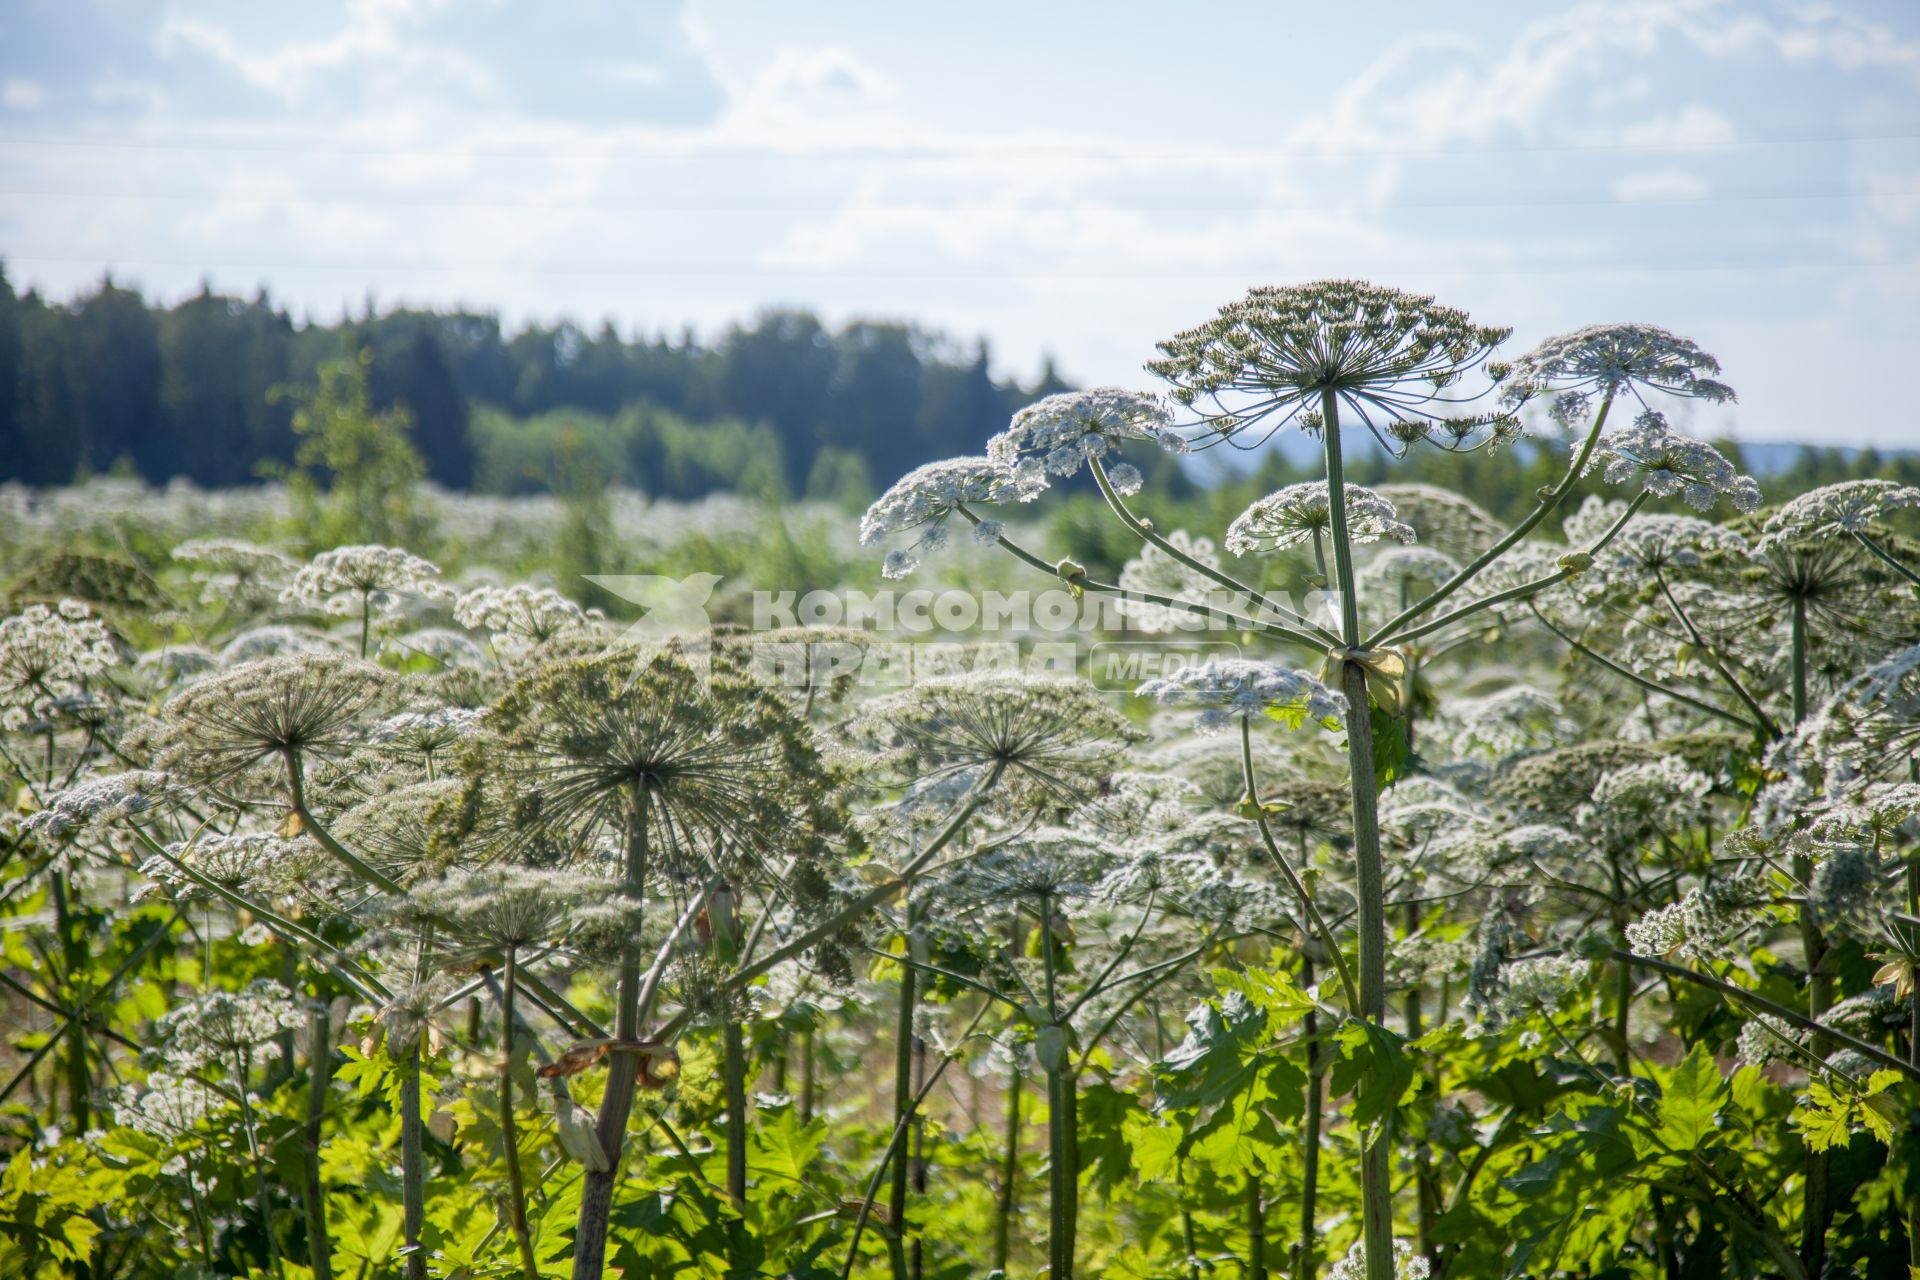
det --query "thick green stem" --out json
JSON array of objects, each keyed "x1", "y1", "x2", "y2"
[
  {"x1": 1323, "y1": 391, "x2": 1394, "y2": 1280},
  {"x1": 800, "y1": 1029, "x2": 816, "y2": 1123},
  {"x1": 910, "y1": 1027, "x2": 928, "y2": 1280},
  {"x1": 1321, "y1": 391, "x2": 1362, "y2": 648},
  {"x1": 994, "y1": 1065, "x2": 1022, "y2": 1273},
  {"x1": 501, "y1": 948, "x2": 540, "y2": 1280},
  {"x1": 284, "y1": 749, "x2": 407, "y2": 896},
  {"x1": 1787, "y1": 598, "x2": 1830, "y2": 1276},
  {"x1": 303, "y1": 1002, "x2": 335, "y2": 1280},
  {"x1": 1404, "y1": 904, "x2": 1434, "y2": 1271},
  {"x1": 888, "y1": 899, "x2": 920, "y2": 1279},
  {"x1": 1909, "y1": 855, "x2": 1920, "y2": 1274},
  {"x1": 49, "y1": 873, "x2": 89, "y2": 1132},
  {"x1": 399, "y1": 1039, "x2": 425, "y2": 1280},
  {"x1": 1040, "y1": 890, "x2": 1078, "y2": 1279},
  {"x1": 723, "y1": 1014, "x2": 750, "y2": 1210},
  {"x1": 1605, "y1": 853, "x2": 1634, "y2": 1072},
  {"x1": 1300, "y1": 956, "x2": 1323, "y2": 1280},
  {"x1": 235, "y1": 1048, "x2": 287, "y2": 1280},
  {"x1": 571, "y1": 782, "x2": 650, "y2": 1280},
  {"x1": 1045, "y1": 1065, "x2": 1079, "y2": 1280}
]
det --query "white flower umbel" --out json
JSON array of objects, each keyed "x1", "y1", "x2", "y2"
[
  {"x1": 1759, "y1": 479, "x2": 1920, "y2": 547},
  {"x1": 1373, "y1": 484, "x2": 1503, "y2": 560},
  {"x1": 1496, "y1": 322, "x2": 1736, "y2": 424},
  {"x1": 1593, "y1": 412, "x2": 1760, "y2": 513},
  {"x1": 860, "y1": 456, "x2": 1011, "y2": 579},
  {"x1": 281, "y1": 545, "x2": 446, "y2": 617},
  {"x1": 1225, "y1": 482, "x2": 1415, "y2": 556},
  {"x1": 152, "y1": 978, "x2": 305, "y2": 1070},
  {"x1": 172, "y1": 539, "x2": 297, "y2": 609},
  {"x1": 984, "y1": 388, "x2": 1183, "y2": 501},
  {"x1": 24, "y1": 770, "x2": 180, "y2": 838},
  {"x1": 1149, "y1": 279, "x2": 1513, "y2": 453},
  {"x1": 1495, "y1": 954, "x2": 1591, "y2": 1019},
  {"x1": 1136, "y1": 655, "x2": 1345, "y2": 735},
  {"x1": 848, "y1": 670, "x2": 1142, "y2": 809},
  {"x1": 453, "y1": 584, "x2": 592, "y2": 650},
  {"x1": 0, "y1": 599, "x2": 120, "y2": 730}
]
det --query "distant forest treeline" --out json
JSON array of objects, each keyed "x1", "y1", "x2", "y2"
[
  {"x1": 0, "y1": 266, "x2": 1914, "y2": 510},
  {"x1": 0, "y1": 265, "x2": 1069, "y2": 501}
]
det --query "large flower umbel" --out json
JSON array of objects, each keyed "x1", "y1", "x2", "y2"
[
  {"x1": 985, "y1": 388, "x2": 1185, "y2": 499},
  {"x1": 1495, "y1": 322, "x2": 1736, "y2": 424},
  {"x1": 1594, "y1": 412, "x2": 1760, "y2": 513},
  {"x1": 860, "y1": 456, "x2": 1012, "y2": 580},
  {"x1": 1147, "y1": 280, "x2": 1513, "y2": 453},
  {"x1": 154, "y1": 653, "x2": 396, "y2": 796},
  {"x1": 480, "y1": 648, "x2": 839, "y2": 885},
  {"x1": 845, "y1": 671, "x2": 1143, "y2": 812}
]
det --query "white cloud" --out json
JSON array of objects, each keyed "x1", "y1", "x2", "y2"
[
  {"x1": 709, "y1": 45, "x2": 895, "y2": 147},
  {"x1": 603, "y1": 61, "x2": 668, "y2": 88},
  {"x1": 1612, "y1": 169, "x2": 1712, "y2": 201},
  {"x1": 156, "y1": 0, "x2": 495, "y2": 109},
  {"x1": 1618, "y1": 104, "x2": 1738, "y2": 148},
  {"x1": 3, "y1": 79, "x2": 46, "y2": 110},
  {"x1": 1866, "y1": 172, "x2": 1920, "y2": 226},
  {"x1": 1683, "y1": 2, "x2": 1920, "y2": 86}
]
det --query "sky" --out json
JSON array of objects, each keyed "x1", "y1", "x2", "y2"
[{"x1": 2, "y1": 0, "x2": 1918, "y2": 447}]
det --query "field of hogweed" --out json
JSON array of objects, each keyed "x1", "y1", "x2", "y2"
[{"x1": 4, "y1": 282, "x2": 1920, "y2": 1280}]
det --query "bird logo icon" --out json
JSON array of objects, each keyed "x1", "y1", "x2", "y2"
[{"x1": 582, "y1": 573, "x2": 722, "y2": 686}]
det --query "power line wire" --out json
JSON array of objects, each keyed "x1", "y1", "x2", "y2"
[
  {"x1": 8, "y1": 251, "x2": 1916, "y2": 279},
  {"x1": 0, "y1": 183, "x2": 1909, "y2": 213},
  {"x1": 1, "y1": 127, "x2": 1917, "y2": 163}
]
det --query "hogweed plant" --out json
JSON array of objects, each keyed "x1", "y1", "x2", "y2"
[
  {"x1": 5, "y1": 278, "x2": 1920, "y2": 1280},
  {"x1": 857, "y1": 279, "x2": 1914, "y2": 1280}
]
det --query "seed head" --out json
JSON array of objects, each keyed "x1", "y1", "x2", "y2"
[{"x1": 1148, "y1": 279, "x2": 1512, "y2": 454}]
